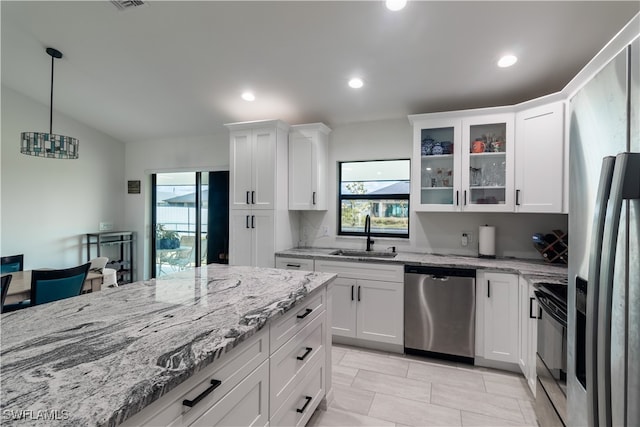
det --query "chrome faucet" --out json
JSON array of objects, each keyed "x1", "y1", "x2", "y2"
[{"x1": 364, "y1": 214, "x2": 374, "y2": 251}]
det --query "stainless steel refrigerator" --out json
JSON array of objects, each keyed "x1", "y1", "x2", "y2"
[{"x1": 568, "y1": 33, "x2": 639, "y2": 427}]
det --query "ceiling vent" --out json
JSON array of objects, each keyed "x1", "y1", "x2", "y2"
[{"x1": 111, "y1": 0, "x2": 145, "y2": 10}]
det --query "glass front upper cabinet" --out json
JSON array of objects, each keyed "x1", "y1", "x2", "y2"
[
  {"x1": 411, "y1": 118, "x2": 462, "y2": 211},
  {"x1": 461, "y1": 113, "x2": 514, "y2": 212}
]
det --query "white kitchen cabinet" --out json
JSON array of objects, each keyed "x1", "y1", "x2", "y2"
[
  {"x1": 515, "y1": 101, "x2": 565, "y2": 213},
  {"x1": 226, "y1": 120, "x2": 295, "y2": 267},
  {"x1": 289, "y1": 123, "x2": 331, "y2": 211},
  {"x1": 409, "y1": 110, "x2": 515, "y2": 212},
  {"x1": 476, "y1": 271, "x2": 519, "y2": 364},
  {"x1": 518, "y1": 277, "x2": 539, "y2": 395},
  {"x1": 228, "y1": 121, "x2": 288, "y2": 210},
  {"x1": 315, "y1": 260, "x2": 403, "y2": 346},
  {"x1": 275, "y1": 256, "x2": 315, "y2": 271},
  {"x1": 229, "y1": 210, "x2": 275, "y2": 268}
]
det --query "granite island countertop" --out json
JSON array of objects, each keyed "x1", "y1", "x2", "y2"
[
  {"x1": 0, "y1": 264, "x2": 336, "y2": 427},
  {"x1": 276, "y1": 247, "x2": 567, "y2": 285}
]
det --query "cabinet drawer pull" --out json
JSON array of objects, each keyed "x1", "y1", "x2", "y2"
[
  {"x1": 246, "y1": 215, "x2": 250, "y2": 229},
  {"x1": 487, "y1": 280, "x2": 491, "y2": 298},
  {"x1": 286, "y1": 263, "x2": 301, "y2": 268},
  {"x1": 182, "y1": 379, "x2": 222, "y2": 408},
  {"x1": 296, "y1": 347, "x2": 313, "y2": 361},
  {"x1": 296, "y1": 396, "x2": 313, "y2": 413},
  {"x1": 246, "y1": 191, "x2": 250, "y2": 204},
  {"x1": 251, "y1": 190, "x2": 255, "y2": 204},
  {"x1": 297, "y1": 308, "x2": 313, "y2": 319}
]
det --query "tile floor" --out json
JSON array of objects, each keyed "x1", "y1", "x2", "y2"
[{"x1": 307, "y1": 344, "x2": 537, "y2": 427}]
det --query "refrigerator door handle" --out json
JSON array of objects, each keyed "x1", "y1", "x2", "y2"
[
  {"x1": 596, "y1": 152, "x2": 640, "y2": 427},
  {"x1": 586, "y1": 155, "x2": 616, "y2": 427}
]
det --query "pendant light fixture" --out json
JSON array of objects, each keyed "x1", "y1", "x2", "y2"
[{"x1": 20, "y1": 47, "x2": 79, "y2": 159}]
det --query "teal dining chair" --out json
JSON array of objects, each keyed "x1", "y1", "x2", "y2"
[
  {"x1": 1, "y1": 254, "x2": 24, "y2": 274},
  {"x1": 1, "y1": 274, "x2": 11, "y2": 313},
  {"x1": 31, "y1": 262, "x2": 91, "y2": 306}
]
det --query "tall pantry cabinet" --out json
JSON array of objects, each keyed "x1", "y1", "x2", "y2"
[{"x1": 226, "y1": 120, "x2": 296, "y2": 267}]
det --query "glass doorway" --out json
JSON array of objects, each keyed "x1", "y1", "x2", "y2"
[{"x1": 151, "y1": 171, "x2": 229, "y2": 278}]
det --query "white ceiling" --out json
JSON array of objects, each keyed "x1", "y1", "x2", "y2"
[{"x1": 2, "y1": 1, "x2": 638, "y2": 144}]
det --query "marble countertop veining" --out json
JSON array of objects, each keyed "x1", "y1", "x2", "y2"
[
  {"x1": 276, "y1": 247, "x2": 567, "y2": 285},
  {"x1": 0, "y1": 264, "x2": 336, "y2": 427}
]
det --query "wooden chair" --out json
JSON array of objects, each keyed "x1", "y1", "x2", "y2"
[
  {"x1": 1, "y1": 254, "x2": 24, "y2": 274},
  {"x1": 31, "y1": 262, "x2": 91, "y2": 306},
  {"x1": 1, "y1": 274, "x2": 12, "y2": 313}
]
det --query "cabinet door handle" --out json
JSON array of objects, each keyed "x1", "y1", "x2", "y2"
[
  {"x1": 246, "y1": 191, "x2": 250, "y2": 204},
  {"x1": 182, "y1": 379, "x2": 222, "y2": 407},
  {"x1": 296, "y1": 396, "x2": 313, "y2": 413},
  {"x1": 312, "y1": 191, "x2": 316, "y2": 205},
  {"x1": 351, "y1": 285, "x2": 354, "y2": 301},
  {"x1": 296, "y1": 347, "x2": 313, "y2": 361},
  {"x1": 464, "y1": 190, "x2": 467, "y2": 206},
  {"x1": 357, "y1": 285, "x2": 361, "y2": 302},
  {"x1": 516, "y1": 189, "x2": 521, "y2": 206},
  {"x1": 286, "y1": 263, "x2": 301, "y2": 269},
  {"x1": 251, "y1": 190, "x2": 255, "y2": 204},
  {"x1": 487, "y1": 280, "x2": 491, "y2": 298},
  {"x1": 246, "y1": 215, "x2": 250, "y2": 229},
  {"x1": 251, "y1": 215, "x2": 255, "y2": 229},
  {"x1": 529, "y1": 297, "x2": 540, "y2": 319},
  {"x1": 456, "y1": 190, "x2": 459, "y2": 206},
  {"x1": 297, "y1": 308, "x2": 313, "y2": 319}
]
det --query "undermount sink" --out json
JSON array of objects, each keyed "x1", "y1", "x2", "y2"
[{"x1": 329, "y1": 249, "x2": 398, "y2": 258}]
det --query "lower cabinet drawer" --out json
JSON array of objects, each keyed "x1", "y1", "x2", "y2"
[
  {"x1": 270, "y1": 357, "x2": 326, "y2": 427},
  {"x1": 275, "y1": 257, "x2": 315, "y2": 271},
  {"x1": 270, "y1": 311, "x2": 325, "y2": 415},
  {"x1": 189, "y1": 360, "x2": 269, "y2": 427},
  {"x1": 121, "y1": 329, "x2": 269, "y2": 427},
  {"x1": 270, "y1": 290, "x2": 324, "y2": 353}
]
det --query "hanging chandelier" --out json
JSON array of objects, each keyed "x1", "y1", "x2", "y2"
[{"x1": 20, "y1": 47, "x2": 79, "y2": 159}]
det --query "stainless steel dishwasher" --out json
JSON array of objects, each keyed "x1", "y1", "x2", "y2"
[{"x1": 404, "y1": 265, "x2": 476, "y2": 363}]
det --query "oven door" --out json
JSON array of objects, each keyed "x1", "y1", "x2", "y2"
[{"x1": 535, "y1": 290, "x2": 567, "y2": 426}]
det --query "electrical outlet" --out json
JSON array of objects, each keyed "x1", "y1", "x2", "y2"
[
  {"x1": 462, "y1": 231, "x2": 474, "y2": 245},
  {"x1": 461, "y1": 233, "x2": 469, "y2": 247},
  {"x1": 321, "y1": 226, "x2": 329, "y2": 237}
]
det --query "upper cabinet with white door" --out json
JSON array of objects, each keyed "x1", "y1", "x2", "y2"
[
  {"x1": 514, "y1": 100, "x2": 565, "y2": 213},
  {"x1": 289, "y1": 123, "x2": 331, "y2": 210},
  {"x1": 227, "y1": 120, "x2": 289, "y2": 210},
  {"x1": 410, "y1": 109, "x2": 515, "y2": 212}
]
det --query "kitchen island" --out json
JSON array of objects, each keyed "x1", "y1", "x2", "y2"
[{"x1": 0, "y1": 264, "x2": 336, "y2": 426}]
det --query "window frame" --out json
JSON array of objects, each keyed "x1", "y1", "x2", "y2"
[{"x1": 337, "y1": 159, "x2": 410, "y2": 239}]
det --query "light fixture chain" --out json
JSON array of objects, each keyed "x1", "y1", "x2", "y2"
[{"x1": 50, "y1": 53, "x2": 55, "y2": 135}]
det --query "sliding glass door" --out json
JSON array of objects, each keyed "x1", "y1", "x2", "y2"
[{"x1": 151, "y1": 171, "x2": 229, "y2": 278}]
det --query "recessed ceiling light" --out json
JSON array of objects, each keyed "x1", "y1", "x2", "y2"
[
  {"x1": 386, "y1": 0, "x2": 407, "y2": 11},
  {"x1": 497, "y1": 55, "x2": 518, "y2": 68},
  {"x1": 241, "y1": 91, "x2": 255, "y2": 101},
  {"x1": 348, "y1": 78, "x2": 364, "y2": 89}
]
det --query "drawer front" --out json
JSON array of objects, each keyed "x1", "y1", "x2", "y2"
[
  {"x1": 124, "y1": 329, "x2": 269, "y2": 427},
  {"x1": 189, "y1": 359, "x2": 269, "y2": 427},
  {"x1": 275, "y1": 257, "x2": 314, "y2": 271},
  {"x1": 270, "y1": 311, "x2": 325, "y2": 415},
  {"x1": 270, "y1": 357, "x2": 326, "y2": 427},
  {"x1": 270, "y1": 290, "x2": 324, "y2": 353},
  {"x1": 315, "y1": 260, "x2": 403, "y2": 282}
]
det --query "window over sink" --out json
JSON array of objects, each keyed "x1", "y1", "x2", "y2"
[{"x1": 338, "y1": 159, "x2": 410, "y2": 238}]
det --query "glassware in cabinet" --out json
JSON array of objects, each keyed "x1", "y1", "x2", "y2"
[{"x1": 419, "y1": 126, "x2": 455, "y2": 206}]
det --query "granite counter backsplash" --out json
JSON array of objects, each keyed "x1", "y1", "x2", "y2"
[
  {"x1": 0, "y1": 264, "x2": 336, "y2": 426},
  {"x1": 276, "y1": 248, "x2": 567, "y2": 285}
]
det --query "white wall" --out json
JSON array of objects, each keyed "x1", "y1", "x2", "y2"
[
  {"x1": 301, "y1": 118, "x2": 568, "y2": 259},
  {"x1": 0, "y1": 86, "x2": 126, "y2": 269},
  {"x1": 124, "y1": 133, "x2": 229, "y2": 279}
]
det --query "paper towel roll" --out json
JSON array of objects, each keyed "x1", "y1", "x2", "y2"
[{"x1": 479, "y1": 225, "x2": 496, "y2": 258}]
